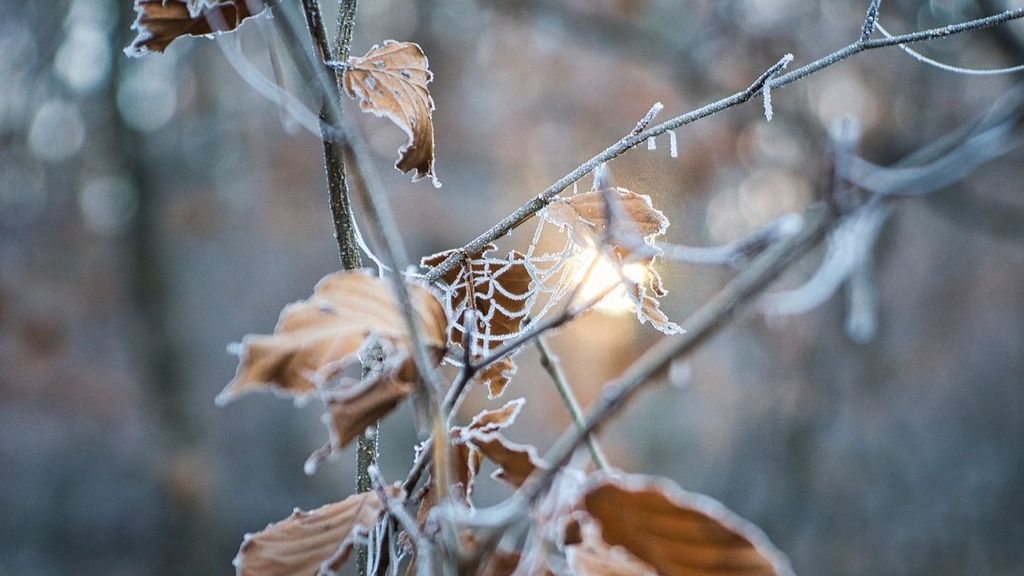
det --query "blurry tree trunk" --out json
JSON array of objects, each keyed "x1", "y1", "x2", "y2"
[{"x1": 111, "y1": 2, "x2": 218, "y2": 574}]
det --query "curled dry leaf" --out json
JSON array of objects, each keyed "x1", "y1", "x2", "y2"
[
  {"x1": 446, "y1": 399, "x2": 524, "y2": 503},
  {"x1": 627, "y1": 275, "x2": 682, "y2": 335},
  {"x1": 468, "y1": 432, "x2": 547, "y2": 488},
  {"x1": 543, "y1": 187, "x2": 668, "y2": 248},
  {"x1": 461, "y1": 397, "x2": 525, "y2": 434},
  {"x1": 422, "y1": 246, "x2": 535, "y2": 397},
  {"x1": 233, "y1": 491, "x2": 384, "y2": 576},
  {"x1": 567, "y1": 527, "x2": 657, "y2": 576},
  {"x1": 344, "y1": 41, "x2": 439, "y2": 186},
  {"x1": 127, "y1": 0, "x2": 266, "y2": 56},
  {"x1": 476, "y1": 357, "x2": 518, "y2": 398},
  {"x1": 545, "y1": 186, "x2": 682, "y2": 335},
  {"x1": 223, "y1": 272, "x2": 446, "y2": 472},
  {"x1": 218, "y1": 270, "x2": 446, "y2": 405},
  {"x1": 323, "y1": 366, "x2": 417, "y2": 449},
  {"x1": 580, "y1": 476, "x2": 794, "y2": 576}
]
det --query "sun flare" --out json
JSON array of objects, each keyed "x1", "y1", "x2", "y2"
[{"x1": 572, "y1": 249, "x2": 648, "y2": 315}]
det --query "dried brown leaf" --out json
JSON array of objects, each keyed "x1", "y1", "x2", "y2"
[
  {"x1": 544, "y1": 188, "x2": 668, "y2": 245},
  {"x1": 324, "y1": 373, "x2": 417, "y2": 449},
  {"x1": 447, "y1": 399, "x2": 526, "y2": 497},
  {"x1": 344, "y1": 41, "x2": 438, "y2": 185},
  {"x1": 628, "y1": 282, "x2": 683, "y2": 336},
  {"x1": 477, "y1": 356, "x2": 518, "y2": 399},
  {"x1": 567, "y1": 528, "x2": 656, "y2": 576},
  {"x1": 467, "y1": 432, "x2": 547, "y2": 488},
  {"x1": 463, "y1": 397, "x2": 525, "y2": 434},
  {"x1": 127, "y1": 0, "x2": 266, "y2": 56},
  {"x1": 581, "y1": 476, "x2": 794, "y2": 576},
  {"x1": 233, "y1": 491, "x2": 384, "y2": 576},
  {"x1": 218, "y1": 270, "x2": 446, "y2": 405}
]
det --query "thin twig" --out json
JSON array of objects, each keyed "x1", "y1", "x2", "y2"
[
  {"x1": 514, "y1": 203, "x2": 836, "y2": 509},
  {"x1": 861, "y1": 0, "x2": 883, "y2": 42},
  {"x1": 657, "y1": 213, "x2": 804, "y2": 268},
  {"x1": 422, "y1": 7, "x2": 1024, "y2": 283},
  {"x1": 535, "y1": 336, "x2": 610, "y2": 471}
]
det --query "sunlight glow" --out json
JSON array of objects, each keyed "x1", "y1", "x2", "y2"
[{"x1": 573, "y1": 249, "x2": 649, "y2": 315}]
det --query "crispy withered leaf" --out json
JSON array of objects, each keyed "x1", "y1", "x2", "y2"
[
  {"x1": 581, "y1": 476, "x2": 794, "y2": 576},
  {"x1": 467, "y1": 432, "x2": 547, "y2": 488},
  {"x1": 344, "y1": 41, "x2": 438, "y2": 185},
  {"x1": 544, "y1": 187, "x2": 668, "y2": 246},
  {"x1": 567, "y1": 528, "x2": 657, "y2": 576},
  {"x1": 233, "y1": 492, "x2": 384, "y2": 576},
  {"x1": 127, "y1": 0, "x2": 267, "y2": 56},
  {"x1": 323, "y1": 370, "x2": 417, "y2": 449},
  {"x1": 217, "y1": 270, "x2": 446, "y2": 404}
]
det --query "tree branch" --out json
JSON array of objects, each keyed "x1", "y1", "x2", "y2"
[
  {"x1": 422, "y1": 7, "x2": 1024, "y2": 283},
  {"x1": 515, "y1": 203, "x2": 836, "y2": 508}
]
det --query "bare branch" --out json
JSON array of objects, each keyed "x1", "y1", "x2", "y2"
[
  {"x1": 423, "y1": 6, "x2": 1024, "y2": 284},
  {"x1": 514, "y1": 203, "x2": 837, "y2": 509},
  {"x1": 861, "y1": 0, "x2": 883, "y2": 42},
  {"x1": 657, "y1": 213, "x2": 804, "y2": 269}
]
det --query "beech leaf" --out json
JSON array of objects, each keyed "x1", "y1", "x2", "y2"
[
  {"x1": 466, "y1": 432, "x2": 547, "y2": 488},
  {"x1": 217, "y1": 270, "x2": 447, "y2": 405},
  {"x1": 323, "y1": 368, "x2": 417, "y2": 449},
  {"x1": 544, "y1": 187, "x2": 668, "y2": 247},
  {"x1": 580, "y1": 476, "x2": 794, "y2": 576},
  {"x1": 422, "y1": 246, "x2": 535, "y2": 397},
  {"x1": 568, "y1": 527, "x2": 657, "y2": 576},
  {"x1": 233, "y1": 491, "x2": 384, "y2": 576},
  {"x1": 126, "y1": 0, "x2": 267, "y2": 56},
  {"x1": 344, "y1": 41, "x2": 438, "y2": 186}
]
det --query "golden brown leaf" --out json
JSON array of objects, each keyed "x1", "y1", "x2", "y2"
[
  {"x1": 344, "y1": 41, "x2": 438, "y2": 185},
  {"x1": 324, "y1": 374, "x2": 417, "y2": 449},
  {"x1": 567, "y1": 528, "x2": 656, "y2": 576},
  {"x1": 233, "y1": 491, "x2": 384, "y2": 576},
  {"x1": 217, "y1": 270, "x2": 446, "y2": 405},
  {"x1": 463, "y1": 397, "x2": 525, "y2": 434},
  {"x1": 544, "y1": 187, "x2": 668, "y2": 245},
  {"x1": 476, "y1": 357, "x2": 517, "y2": 398},
  {"x1": 127, "y1": 0, "x2": 267, "y2": 56},
  {"x1": 468, "y1": 432, "x2": 547, "y2": 488},
  {"x1": 581, "y1": 476, "x2": 794, "y2": 576}
]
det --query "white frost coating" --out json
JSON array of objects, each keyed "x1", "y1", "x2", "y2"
[
  {"x1": 350, "y1": 216, "x2": 392, "y2": 274},
  {"x1": 668, "y1": 129, "x2": 678, "y2": 158},
  {"x1": 647, "y1": 136, "x2": 657, "y2": 150},
  {"x1": 877, "y1": 23, "x2": 1024, "y2": 76},
  {"x1": 225, "y1": 341, "x2": 244, "y2": 356},
  {"x1": 763, "y1": 83, "x2": 774, "y2": 122},
  {"x1": 763, "y1": 53, "x2": 794, "y2": 122}
]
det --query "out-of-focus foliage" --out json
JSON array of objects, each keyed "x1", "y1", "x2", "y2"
[{"x1": 2, "y1": 0, "x2": 1023, "y2": 574}]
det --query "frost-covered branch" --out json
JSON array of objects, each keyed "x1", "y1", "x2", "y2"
[{"x1": 423, "y1": 6, "x2": 1024, "y2": 284}]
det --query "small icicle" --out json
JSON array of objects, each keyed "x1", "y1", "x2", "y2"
[
  {"x1": 668, "y1": 129, "x2": 678, "y2": 158},
  {"x1": 763, "y1": 81, "x2": 774, "y2": 122},
  {"x1": 647, "y1": 136, "x2": 657, "y2": 150}
]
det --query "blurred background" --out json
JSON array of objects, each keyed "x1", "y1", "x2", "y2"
[{"x1": 2, "y1": 0, "x2": 1024, "y2": 574}]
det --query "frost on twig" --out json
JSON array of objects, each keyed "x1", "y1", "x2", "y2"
[
  {"x1": 876, "y1": 23, "x2": 1024, "y2": 76},
  {"x1": 761, "y1": 54, "x2": 794, "y2": 122}
]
